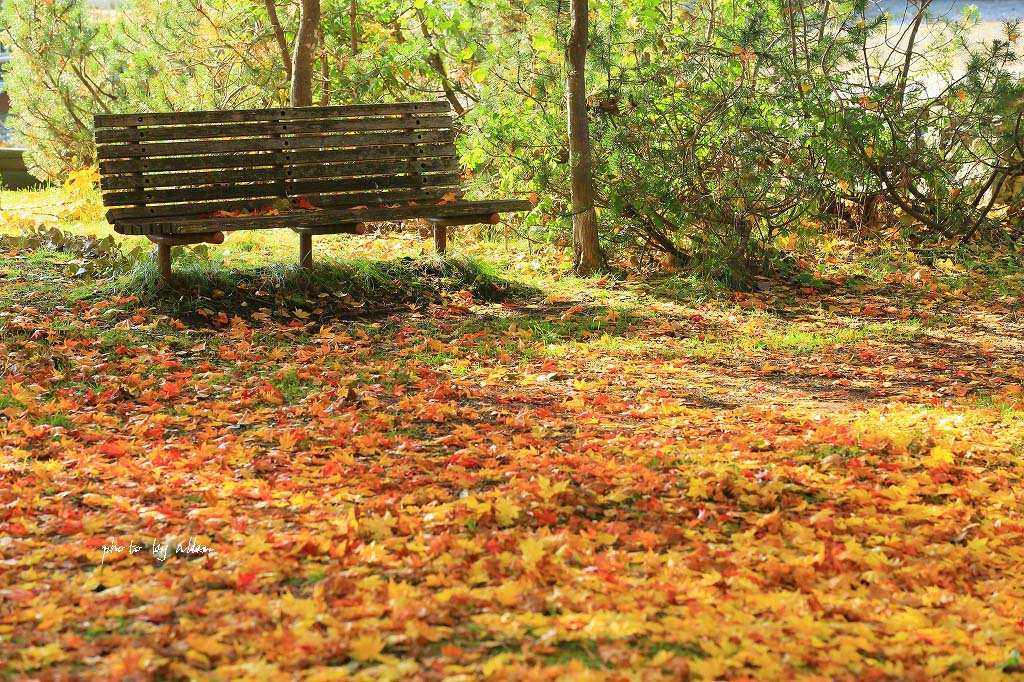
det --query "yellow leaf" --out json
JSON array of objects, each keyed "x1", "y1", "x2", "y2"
[
  {"x1": 687, "y1": 477, "x2": 709, "y2": 500},
  {"x1": 349, "y1": 634, "x2": 385, "y2": 661},
  {"x1": 482, "y1": 652, "x2": 516, "y2": 676},
  {"x1": 691, "y1": 656, "x2": 730, "y2": 679},
  {"x1": 923, "y1": 446, "x2": 955, "y2": 468},
  {"x1": 520, "y1": 537, "x2": 545, "y2": 567},
  {"x1": 648, "y1": 649, "x2": 676, "y2": 667},
  {"x1": 493, "y1": 580, "x2": 523, "y2": 607},
  {"x1": 495, "y1": 497, "x2": 521, "y2": 526},
  {"x1": 186, "y1": 633, "x2": 232, "y2": 659},
  {"x1": 21, "y1": 643, "x2": 66, "y2": 669},
  {"x1": 463, "y1": 495, "x2": 492, "y2": 519}
]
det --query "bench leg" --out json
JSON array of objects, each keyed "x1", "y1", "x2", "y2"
[
  {"x1": 426, "y1": 213, "x2": 498, "y2": 254},
  {"x1": 157, "y1": 243, "x2": 172, "y2": 282},
  {"x1": 433, "y1": 225, "x2": 447, "y2": 254},
  {"x1": 299, "y1": 233, "x2": 313, "y2": 269},
  {"x1": 147, "y1": 232, "x2": 224, "y2": 283}
]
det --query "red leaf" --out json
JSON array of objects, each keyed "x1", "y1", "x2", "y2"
[
  {"x1": 293, "y1": 199, "x2": 321, "y2": 211},
  {"x1": 236, "y1": 572, "x2": 259, "y2": 593},
  {"x1": 98, "y1": 441, "x2": 128, "y2": 457}
]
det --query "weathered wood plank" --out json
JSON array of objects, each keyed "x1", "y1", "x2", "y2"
[
  {"x1": 105, "y1": 188, "x2": 455, "y2": 223},
  {"x1": 94, "y1": 101, "x2": 449, "y2": 128},
  {"x1": 113, "y1": 200, "x2": 534, "y2": 235},
  {"x1": 95, "y1": 115, "x2": 453, "y2": 145},
  {"x1": 290, "y1": 223, "x2": 367, "y2": 236},
  {"x1": 299, "y1": 188, "x2": 460, "y2": 210},
  {"x1": 102, "y1": 173, "x2": 461, "y2": 207},
  {"x1": 100, "y1": 157, "x2": 459, "y2": 191},
  {"x1": 98, "y1": 141, "x2": 456, "y2": 174},
  {"x1": 96, "y1": 129, "x2": 454, "y2": 161}
]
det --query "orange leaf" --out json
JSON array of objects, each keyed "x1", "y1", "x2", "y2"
[
  {"x1": 202, "y1": 209, "x2": 245, "y2": 219},
  {"x1": 98, "y1": 441, "x2": 128, "y2": 457}
]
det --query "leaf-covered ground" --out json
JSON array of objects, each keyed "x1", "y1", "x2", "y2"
[{"x1": 1, "y1": 208, "x2": 1023, "y2": 680}]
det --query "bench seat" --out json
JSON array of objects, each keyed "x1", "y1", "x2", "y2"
[{"x1": 111, "y1": 199, "x2": 533, "y2": 236}]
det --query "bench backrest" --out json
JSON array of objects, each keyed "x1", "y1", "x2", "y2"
[{"x1": 94, "y1": 101, "x2": 459, "y2": 226}]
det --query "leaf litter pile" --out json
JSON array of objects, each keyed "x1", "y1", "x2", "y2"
[{"x1": 1, "y1": 242, "x2": 1023, "y2": 680}]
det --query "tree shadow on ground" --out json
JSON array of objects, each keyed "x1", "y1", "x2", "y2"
[{"x1": 116, "y1": 254, "x2": 543, "y2": 327}]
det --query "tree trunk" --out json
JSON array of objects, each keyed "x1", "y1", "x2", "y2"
[
  {"x1": 566, "y1": 0, "x2": 603, "y2": 276},
  {"x1": 416, "y1": 10, "x2": 467, "y2": 115},
  {"x1": 350, "y1": 0, "x2": 358, "y2": 56},
  {"x1": 290, "y1": 0, "x2": 321, "y2": 107},
  {"x1": 263, "y1": 0, "x2": 292, "y2": 83}
]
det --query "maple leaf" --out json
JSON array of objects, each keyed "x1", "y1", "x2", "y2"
[
  {"x1": 236, "y1": 572, "x2": 259, "y2": 593},
  {"x1": 98, "y1": 441, "x2": 128, "y2": 457},
  {"x1": 923, "y1": 445, "x2": 955, "y2": 468},
  {"x1": 293, "y1": 198, "x2": 322, "y2": 211},
  {"x1": 185, "y1": 634, "x2": 232, "y2": 659},
  {"x1": 20, "y1": 643, "x2": 67, "y2": 670},
  {"x1": 520, "y1": 537, "x2": 545, "y2": 569},
  {"x1": 494, "y1": 497, "x2": 521, "y2": 526},
  {"x1": 349, "y1": 634, "x2": 385, "y2": 661},
  {"x1": 204, "y1": 209, "x2": 246, "y2": 218}
]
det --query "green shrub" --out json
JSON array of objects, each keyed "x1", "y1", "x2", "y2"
[{"x1": 0, "y1": 0, "x2": 117, "y2": 180}]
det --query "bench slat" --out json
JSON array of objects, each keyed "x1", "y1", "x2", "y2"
[
  {"x1": 113, "y1": 200, "x2": 534, "y2": 235},
  {"x1": 98, "y1": 141, "x2": 456, "y2": 174},
  {"x1": 102, "y1": 172, "x2": 461, "y2": 207},
  {"x1": 107, "y1": 188, "x2": 459, "y2": 223},
  {"x1": 96, "y1": 130, "x2": 454, "y2": 161},
  {"x1": 94, "y1": 101, "x2": 450, "y2": 128},
  {"x1": 94, "y1": 115, "x2": 452, "y2": 145},
  {"x1": 100, "y1": 157, "x2": 458, "y2": 191}
]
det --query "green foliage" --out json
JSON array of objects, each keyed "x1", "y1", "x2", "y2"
[
  {"x1": 0, "y1": 225, "x2": 147, "y2": 279},
  {"x1": 0, "y1": 0, "x2": 116, "y2": 180},
  {"x1": 0, "y1": 0, "x2": 289, "y2": 179},
  {"x1": 109, "y1": 0, "x2": 288, "y2": 111}
]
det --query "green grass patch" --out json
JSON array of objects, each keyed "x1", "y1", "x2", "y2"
[
  {"x1": 0, "y1": 394, "x2": 26, "y2": 410},
  {"x1": 34, "y1": 413, "x2": 74, "y2": 429},
  {"x1": 270, "y1": 369, "x2": 320, "y2": 405}
]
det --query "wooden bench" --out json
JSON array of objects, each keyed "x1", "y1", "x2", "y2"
[{"x1": 93, "y1": 101, "x2": 532, "y2": 280}]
